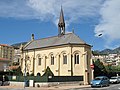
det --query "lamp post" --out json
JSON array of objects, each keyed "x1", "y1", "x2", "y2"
[{"x1": 24, "y1": 55, "x2": 27, "y2": 88}]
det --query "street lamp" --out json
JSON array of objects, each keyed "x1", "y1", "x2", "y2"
[
  {"x1": 24, "y1": 56, "x2": 27, "y2": 88},
  {"x1": 24, "y1": 55, "x2": 29, "y2": 88},
  {"x1": 20, "y1": 44, "x2": 27, "y2": 88}
]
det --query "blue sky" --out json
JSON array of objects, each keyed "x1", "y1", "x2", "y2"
[{"x1": 0, "y1": 0, "x2": 120, "y2": 50}]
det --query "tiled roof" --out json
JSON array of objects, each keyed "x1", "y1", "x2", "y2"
[
  {"x1": 24, "y1": 33, "x2": 89, "y2": 50},
  {"x1": 0, "y1": 44, "x2": 12, "y2": 47},
  {"x1": 0, "y1": 58, "x2": 10, "y2": 62}
]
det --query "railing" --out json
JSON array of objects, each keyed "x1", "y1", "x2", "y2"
[{"x1": 7, "y1": 76, "x2": 83, "y2": 82}]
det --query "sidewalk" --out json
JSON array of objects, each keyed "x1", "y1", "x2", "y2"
[{"x1": 0, "y1": 84, "x2": 90, "y2": 90}]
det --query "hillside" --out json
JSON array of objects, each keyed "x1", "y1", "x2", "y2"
[
  {"x1": 11, "y1": 42, "x2": 27, "y2": 49},
  {"x1": 93, "y1": 46, "x2": 120, "y2": 55}
]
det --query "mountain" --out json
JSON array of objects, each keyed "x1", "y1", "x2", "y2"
[
  {"x1": 93, "y1": 46, "x2": 120, "y2": 55},
  {"x1": 112, "y1": 47, "x2": 120, "y2": 53},
  {"x1": 99, "y1": 49, "x2": 113, "y2": 54},
  {"x1": 11, "y1": 42, "x2": 27, "y2": 49}
]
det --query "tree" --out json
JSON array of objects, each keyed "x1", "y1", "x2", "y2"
[
  {"x1": 93, "y1": 59, "x2": 107, "y2": 77},
  {"x1": 12, "y1": 66, "x2": 23, "y2": 76},
  {"x1": 105, "y1": 65, "x2": 120, "y2": 77},
  {"x1": 42, "y1": 66, "x2": 54, "y2": 77}
]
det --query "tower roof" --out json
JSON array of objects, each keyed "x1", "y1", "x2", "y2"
[{"x1": 58, "y1": 7, "x2": 65, "y2": 24}]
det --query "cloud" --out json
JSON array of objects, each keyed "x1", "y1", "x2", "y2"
[
  {"x1": 95, "y1": 0, "x2": 120, "y2": 48},
  {"x1": 0, "y1": 0, "x2": 103, "y2": 24},
  {"x1": 27, "y1": 0, "x2": 103, "y2": 25},
  {"x1": 1, "y1": 0, "x2": 120, "y2": 49},
  {"x1": 0, "y1": 0, "x2": 35, "y2": 19}
]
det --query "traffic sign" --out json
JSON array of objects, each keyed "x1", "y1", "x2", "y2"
[{"x1": 90, "y1": 64, "x2": 94, "y2": 69}]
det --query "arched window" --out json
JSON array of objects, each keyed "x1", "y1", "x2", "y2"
[
  {"x1": 38, "y1": 57, "x2": 41, "y2": 65},
  {"x1": 63, "y1": 54, "x2": 67, "y2": 64},
  {"x1": 37, "y1": 54, "x2": 42, "y2": 66},
  {"x1": 51, "y1": 54, "x2": 54, "y2": 65},
  {"x1": 74, "y1": 53, "x2": 79, "y2": 64},
  {"x1": 37, "y1": 72, "x2": 41, "y2": 76}
]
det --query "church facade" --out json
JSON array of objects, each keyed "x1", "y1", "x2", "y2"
[{"x1": 21, "y1": 8, "x2": 93, "y2": 84}]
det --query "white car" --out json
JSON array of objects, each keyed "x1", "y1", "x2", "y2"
[{"x1": 110, "y1": 76, "x2": 120, "y2": 84}]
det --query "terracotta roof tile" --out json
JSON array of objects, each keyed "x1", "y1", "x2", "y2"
[{"x1": 0, "y1": 58, "x2": 9, "y2": 60}]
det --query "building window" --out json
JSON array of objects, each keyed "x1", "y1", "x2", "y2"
[
  {"x1": 74, "y1": 53, "x2": 79, "y2": 64},
  {"x1": 38, "y1": 58, "x2": 41, "y2": 65},
  {"x1": 37, "y1": 72, "x2": 41, "y2": 76},
  {"x1": 63, "y1": 54, "x2": 67, "y2": 64},
  {"x1": 51, "y1": 54, "x2": 54, "y2": 65}
]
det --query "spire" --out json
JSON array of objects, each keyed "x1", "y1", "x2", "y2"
[
  {"x1": 58, "y1": 6, "x2": 65, "y2": 36},
  {"x1": 59, "y1": 6, "x2": 65, "y2": 25}
]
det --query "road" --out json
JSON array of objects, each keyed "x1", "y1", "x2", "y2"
[
  {"x1": 0, "y1": 84, "x2": 120, "y2": 90},
  {"x1": 73, "y1": 84, "x2": 120, "y2": 90}
]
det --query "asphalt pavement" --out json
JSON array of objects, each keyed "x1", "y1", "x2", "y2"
[
  {"x1": 0, "y1": 84, "x2": 90, "y2": 90},
  {"x1": 2, "y1": 83, "x2": 120, "y2": 90}
]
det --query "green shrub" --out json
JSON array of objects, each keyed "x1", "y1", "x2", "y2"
[{"x1": 42, "y1": 66, "x2": 54, "y2": 77}]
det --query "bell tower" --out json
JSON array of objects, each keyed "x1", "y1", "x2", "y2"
[{"x1": 58, "y1": 7, "x2": 65, "y2": 36}]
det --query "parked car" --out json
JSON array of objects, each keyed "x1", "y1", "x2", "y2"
[
  {"x1": 118, "y1": 76, "x2": 120, "y2": 81},
  {"x1": 91, "y1": 76, "x2": 110, "y2": 87},
  {"x1": 110, "y1": 76, "x2": 120, "y2": 84}
]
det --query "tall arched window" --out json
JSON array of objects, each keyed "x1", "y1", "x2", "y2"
[
  {"x1": 63, "y1": 53, "x2": 67, "y2": 64},
  {"x1": 74, "y1": 53, "x2": 79, "y2": 64},
  {"x1": 51, "y1": 54, "x2": 54, "y2": 65},
  {"x1": 38, "y1": 57, "x2": 41, "y2": 65}
]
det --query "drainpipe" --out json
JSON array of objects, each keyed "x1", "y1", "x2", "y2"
[
  {"x1": 33, "y1": 49, "x2": 35, "y2": 75},
  {"x1": 71, "y1": 45, "x2": 73, "y2": 76},
  {"x1": 45, "y1": 56, "x2": 47, "y2": 70},
  {"x1": 58, "y1": 55, "x2": 60, "y2": 76},
  {"x1": 83, "y1": 51, "x2": 88, "y2": 85}
]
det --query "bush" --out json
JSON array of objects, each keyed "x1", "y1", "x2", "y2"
[
  {"x1": 30, "y1": 73, "x2": 34, "y2": 76},
  {"x1": 12, "y1": 66, "x2": 23, "y2": 76},
  {"x1": 42, "y1": 66, "x2": 54, "y2": 77}
]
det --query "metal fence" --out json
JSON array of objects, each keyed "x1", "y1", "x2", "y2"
[
  {"x1": 7, "y1": 76, "x2": 83, "y2": 82},
  {"x1": 48, "y1": 76, "x2": 83, "y2": 82}
]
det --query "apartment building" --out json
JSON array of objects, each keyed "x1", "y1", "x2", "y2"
[
  {"x1": 92, "y1": 53, "x2": 120, "y2": 66},
  {"x1": 0, "y1": 44, "x2": 14, "y2": 71}
]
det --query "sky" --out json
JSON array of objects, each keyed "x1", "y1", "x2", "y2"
[{"x1": 0, "y1": 0, "x2": 120, "y2": 51}]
